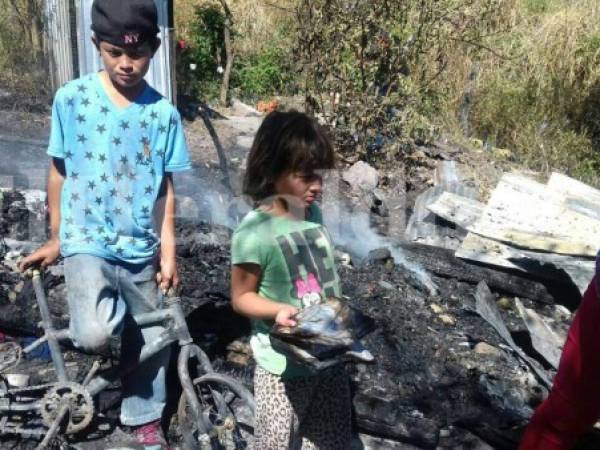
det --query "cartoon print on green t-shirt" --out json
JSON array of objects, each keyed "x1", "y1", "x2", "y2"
[{"x1": 275, "y1": 226, "x2": 337, "y2": 307}]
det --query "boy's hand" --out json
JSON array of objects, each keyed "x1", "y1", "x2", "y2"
[
  {"x1": 18, "y1": 239, "x2": 60, "y2": 272},
  {"x1": 275, "y1": 305, "x2": 299, "y2": 327},
  {"x1": 156, "y1": 256, "x2": 179, "y2": 295}
]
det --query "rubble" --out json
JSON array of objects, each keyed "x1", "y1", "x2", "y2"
[{"x1": 1, "y1": 161, "x2": 600, "y2": 448}]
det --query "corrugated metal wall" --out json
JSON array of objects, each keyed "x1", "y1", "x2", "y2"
[
  {"x1": 46, "y1": 0, "x2": 175, "y2": 103},
  {"x1": 45, "y1": 0, "x2": 75, "y2": 89}
]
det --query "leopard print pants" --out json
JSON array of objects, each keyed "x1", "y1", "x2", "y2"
[{"x1": 253, "y1": 365, "x2": 352, "y2": 450}]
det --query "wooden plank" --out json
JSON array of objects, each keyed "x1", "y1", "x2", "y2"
[
  {"x1": 547, "y1": 172, "x2": 600, "y2": 220},
  {"x1": 468, "y1": 173, "x2": 600, "y2": 256},
  {"x1": 547, "y1": 172, "x2": 600, "y2": 202},
  {"x1": 426, "y1": 192, "x2": 484, "y2": 229},
  {"x1": 456, "y1": 233, "x2": 594, "y2": 294},
  {"x1": 396, "y1": 241, "x2": 559, "y2": 304}
]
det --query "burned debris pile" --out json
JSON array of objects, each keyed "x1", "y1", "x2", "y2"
[{"x1": 1, "y1": 159, "x2": 599, "y2": 449}]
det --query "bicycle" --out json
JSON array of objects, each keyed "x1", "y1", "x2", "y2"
[{"x1": 0, "y1": 268, "x2": 255, "y2": 450}]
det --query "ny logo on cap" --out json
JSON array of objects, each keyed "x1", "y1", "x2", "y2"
[{"x1": 123, "y1": 32, "x2": 140, "y2": 44}]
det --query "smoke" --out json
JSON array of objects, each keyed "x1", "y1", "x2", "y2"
[
  {"x1": 174, "y1": 169, "x2": 437, "y2": 296},
  {"x1": 322, "y1": 197, "x2": 438, "y2": 296}
]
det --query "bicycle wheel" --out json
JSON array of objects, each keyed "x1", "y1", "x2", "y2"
[{"x1": 177, "y1": 373, "x2": 255, "y2": 450}]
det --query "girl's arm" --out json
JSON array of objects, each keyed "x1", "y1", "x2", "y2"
[
  {"x1": 156, "y1": 173, "x2": 179, "y2": 292},
  {"x1": 231, "y1": 263, "x2": 298, "y2": 326}
]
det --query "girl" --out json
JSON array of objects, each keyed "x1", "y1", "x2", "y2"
[{"x1": 231, "y1": 111, "x2": 352, "y2": 449}]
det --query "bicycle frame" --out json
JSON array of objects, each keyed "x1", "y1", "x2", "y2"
[{"x1": 0, "y1": 269, "x2": 251, "y2": 448}]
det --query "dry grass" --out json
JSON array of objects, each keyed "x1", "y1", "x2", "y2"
[
  {"x1": 175, "y1": 0, "x2": 295, "y2": 56},
  {"x1": 434, "y1": 0, "x2": 600, "y2": 184}
]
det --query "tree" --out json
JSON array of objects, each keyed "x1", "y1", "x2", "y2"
[{"x1": 217, "y1": 0, "x2": 233, "y2": 106}]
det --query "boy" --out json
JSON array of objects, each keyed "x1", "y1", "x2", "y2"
[{"x1": 19, "y1": 0, "x2": 191, "y2": 448}]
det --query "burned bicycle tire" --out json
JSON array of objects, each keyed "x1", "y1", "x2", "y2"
[{"x1": 177, "y1": 373, "x2": 255, "y2": 450}]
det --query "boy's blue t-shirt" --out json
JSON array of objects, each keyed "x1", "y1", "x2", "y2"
[{"x1": 48, "y1": 72, "x2": 191, "y2": 264}]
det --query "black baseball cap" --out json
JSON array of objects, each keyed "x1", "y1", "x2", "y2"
[{"x1": 91, "y1": 0, "x2": 159, "y2": 47}]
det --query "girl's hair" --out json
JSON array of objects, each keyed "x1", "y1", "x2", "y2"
[{"x1": 243, "y1": 111, "x2": 335, "y2": 203}]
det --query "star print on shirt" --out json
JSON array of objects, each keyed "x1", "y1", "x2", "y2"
[
  {"x1": 158, "y1": 125, "x2": 167, "y2": 134},
  {"x1": 113, "y1": 207, "x2": 122, "y2": 215},
  {"x1": 88, "y1": 181, "x2": 96, "y2": 190},
  {"x1": 84, "y1": 236, "x2": 94, "y2": 244},
  {"x1": 100, "y1": 173, "x2": 109, "y2": 183},
  {"x1": 77, "y1": 84, "x2": 87, "y2": 93},
  {"x1": 96, "y1": 124, "x2": 106, "y2": 134},
  {"x1": 76, "y1": 114, "x2": 86, "y2": 124},
  {"x1": 96, "y1": 225, "x2": 105, "y2": 234},
  {"x1": 116, "y1": 247, "x2": 124, "y2": 256},
  {"x1": 66, "y1": 217, "x2": 74, "y2": 226},
  {"x1": 109, "y1": 188, "x2": 118, "y2": 197},
  {"x1": 71, "y1": 171, "x2": 79, "y2": 181},
  {"x1": 65, "y1": 232, "x2": 73, "y2": 239},
  {"x1": 66, "y1": 97, "x2": 75, "y2": 107},
  {"x1": 150, "y1": 111, "x2": 158, "y2": 120},
  {"x1": 80, "y1": 226, "x2": 89, "y2": 235},
  {"x1": 115, "y1": 172, "x2": 124, "y2": 182},
  {"x1": 112, "y1": 137, "x2": 122, "y2": 146},
  {"x1": 145, "y1": 185, "x2": 153, "y2": 195},
  {"x1": 119, "y1": 120, "x2": 130, "y2": 131},
  {"x1": 81, "y1": 97, "x2": 90, "y2": 107},
  {"x1": 95, "y1": 197, "x2": 102, "y2": 205},
  {"x1": 140, "y1": 120, "x2": 148, "y2": 129},
  {"x1": 84, "y1": 207, "x2": 92, "y2": 216},
  {"x1": 125, "y1": 195, "x2": 134, "y2": 204},
  {"x1": 85, "y1": 151, "x2": 94, "y2": 160},
  {"x1": 65, "y1": 150, "x2": 74, "y2": 159},
  {"x1": 98, "y1": 153, "x2": 107, "y2": 163},
  {"x1": 141, "y1": 205, "x2": 150, "y2": 214},
  {"x1": 120, "y1": 155, "x2": 128, "y2": 165},
  {"x1": 71, "y1": 193, "x2": 80, "y2": 202},
  {"x1": 77, "y1": 134, "x2": 87, "y2": 144},
  {"x1": 100, "y1": 106, "x2": 109, "y2": 115}
]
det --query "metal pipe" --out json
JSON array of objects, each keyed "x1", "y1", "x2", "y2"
[
  {"x1": 35, "y1": 401, "x2": 69, "y2": 450},
  {"x1": 133, "y1": 309, "x2": 173, "y2": 327},
  {"x1": 31, "y1": 270, "x2": 68, "y2": 382},
  {"x1": 0, "y1": 402, "x2": 39, "y2": 412},
  {"x1": 178, "y1": 344, "x2": 212, "y2": 439},
  {"x1": 165, "y1": 295, "x2": 193, "y2": 345},
  {"x1": 86, "y1": 329, "x2": 176, "y2": 396},
  {"x1": 22, "y1": 329, "x2": 70, "y2": 355}
]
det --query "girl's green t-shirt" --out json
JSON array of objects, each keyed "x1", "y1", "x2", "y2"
[{"x1": 231, "y1": 204, "x2": 341, "y2": 378}]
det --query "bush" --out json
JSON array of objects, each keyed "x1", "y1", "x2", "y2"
[
  {"x1": 295, "y1": 0, "x2": 507, "y2": 165},
  {"x1": 233, "y1": 43, "x2": 296, "y2": 100},
  {"x1": 176, "y1": 3, "x2": 225, "y2": 100}
]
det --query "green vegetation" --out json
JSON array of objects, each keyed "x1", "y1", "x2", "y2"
[
  {"x1": 177, "y1": 1, "x2": 297, "y2": 102},
  {"x1": 0, "y1": 0, "x2": 48, "y2": 110},
  {"x1": 0, "y1": 0, "x2": 597, "y2": 185},
  {"x1": 463, "y1": 0, "x2": 600, "y2": 184}
]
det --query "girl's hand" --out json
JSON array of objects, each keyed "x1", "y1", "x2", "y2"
[
  {"x1": 275, "y1": 305, "x2": 299, "y2": 327},
  {"x1": 156, "y1": 256, "x2": 179, "y2": 294},
  {"x1": 18, "y1": 239, "x2": 60, "y2": 271}
]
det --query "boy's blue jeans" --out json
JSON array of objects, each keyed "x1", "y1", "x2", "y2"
[{"x1": 64, "y1": 254, "x2": 170, "y2": 426}]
